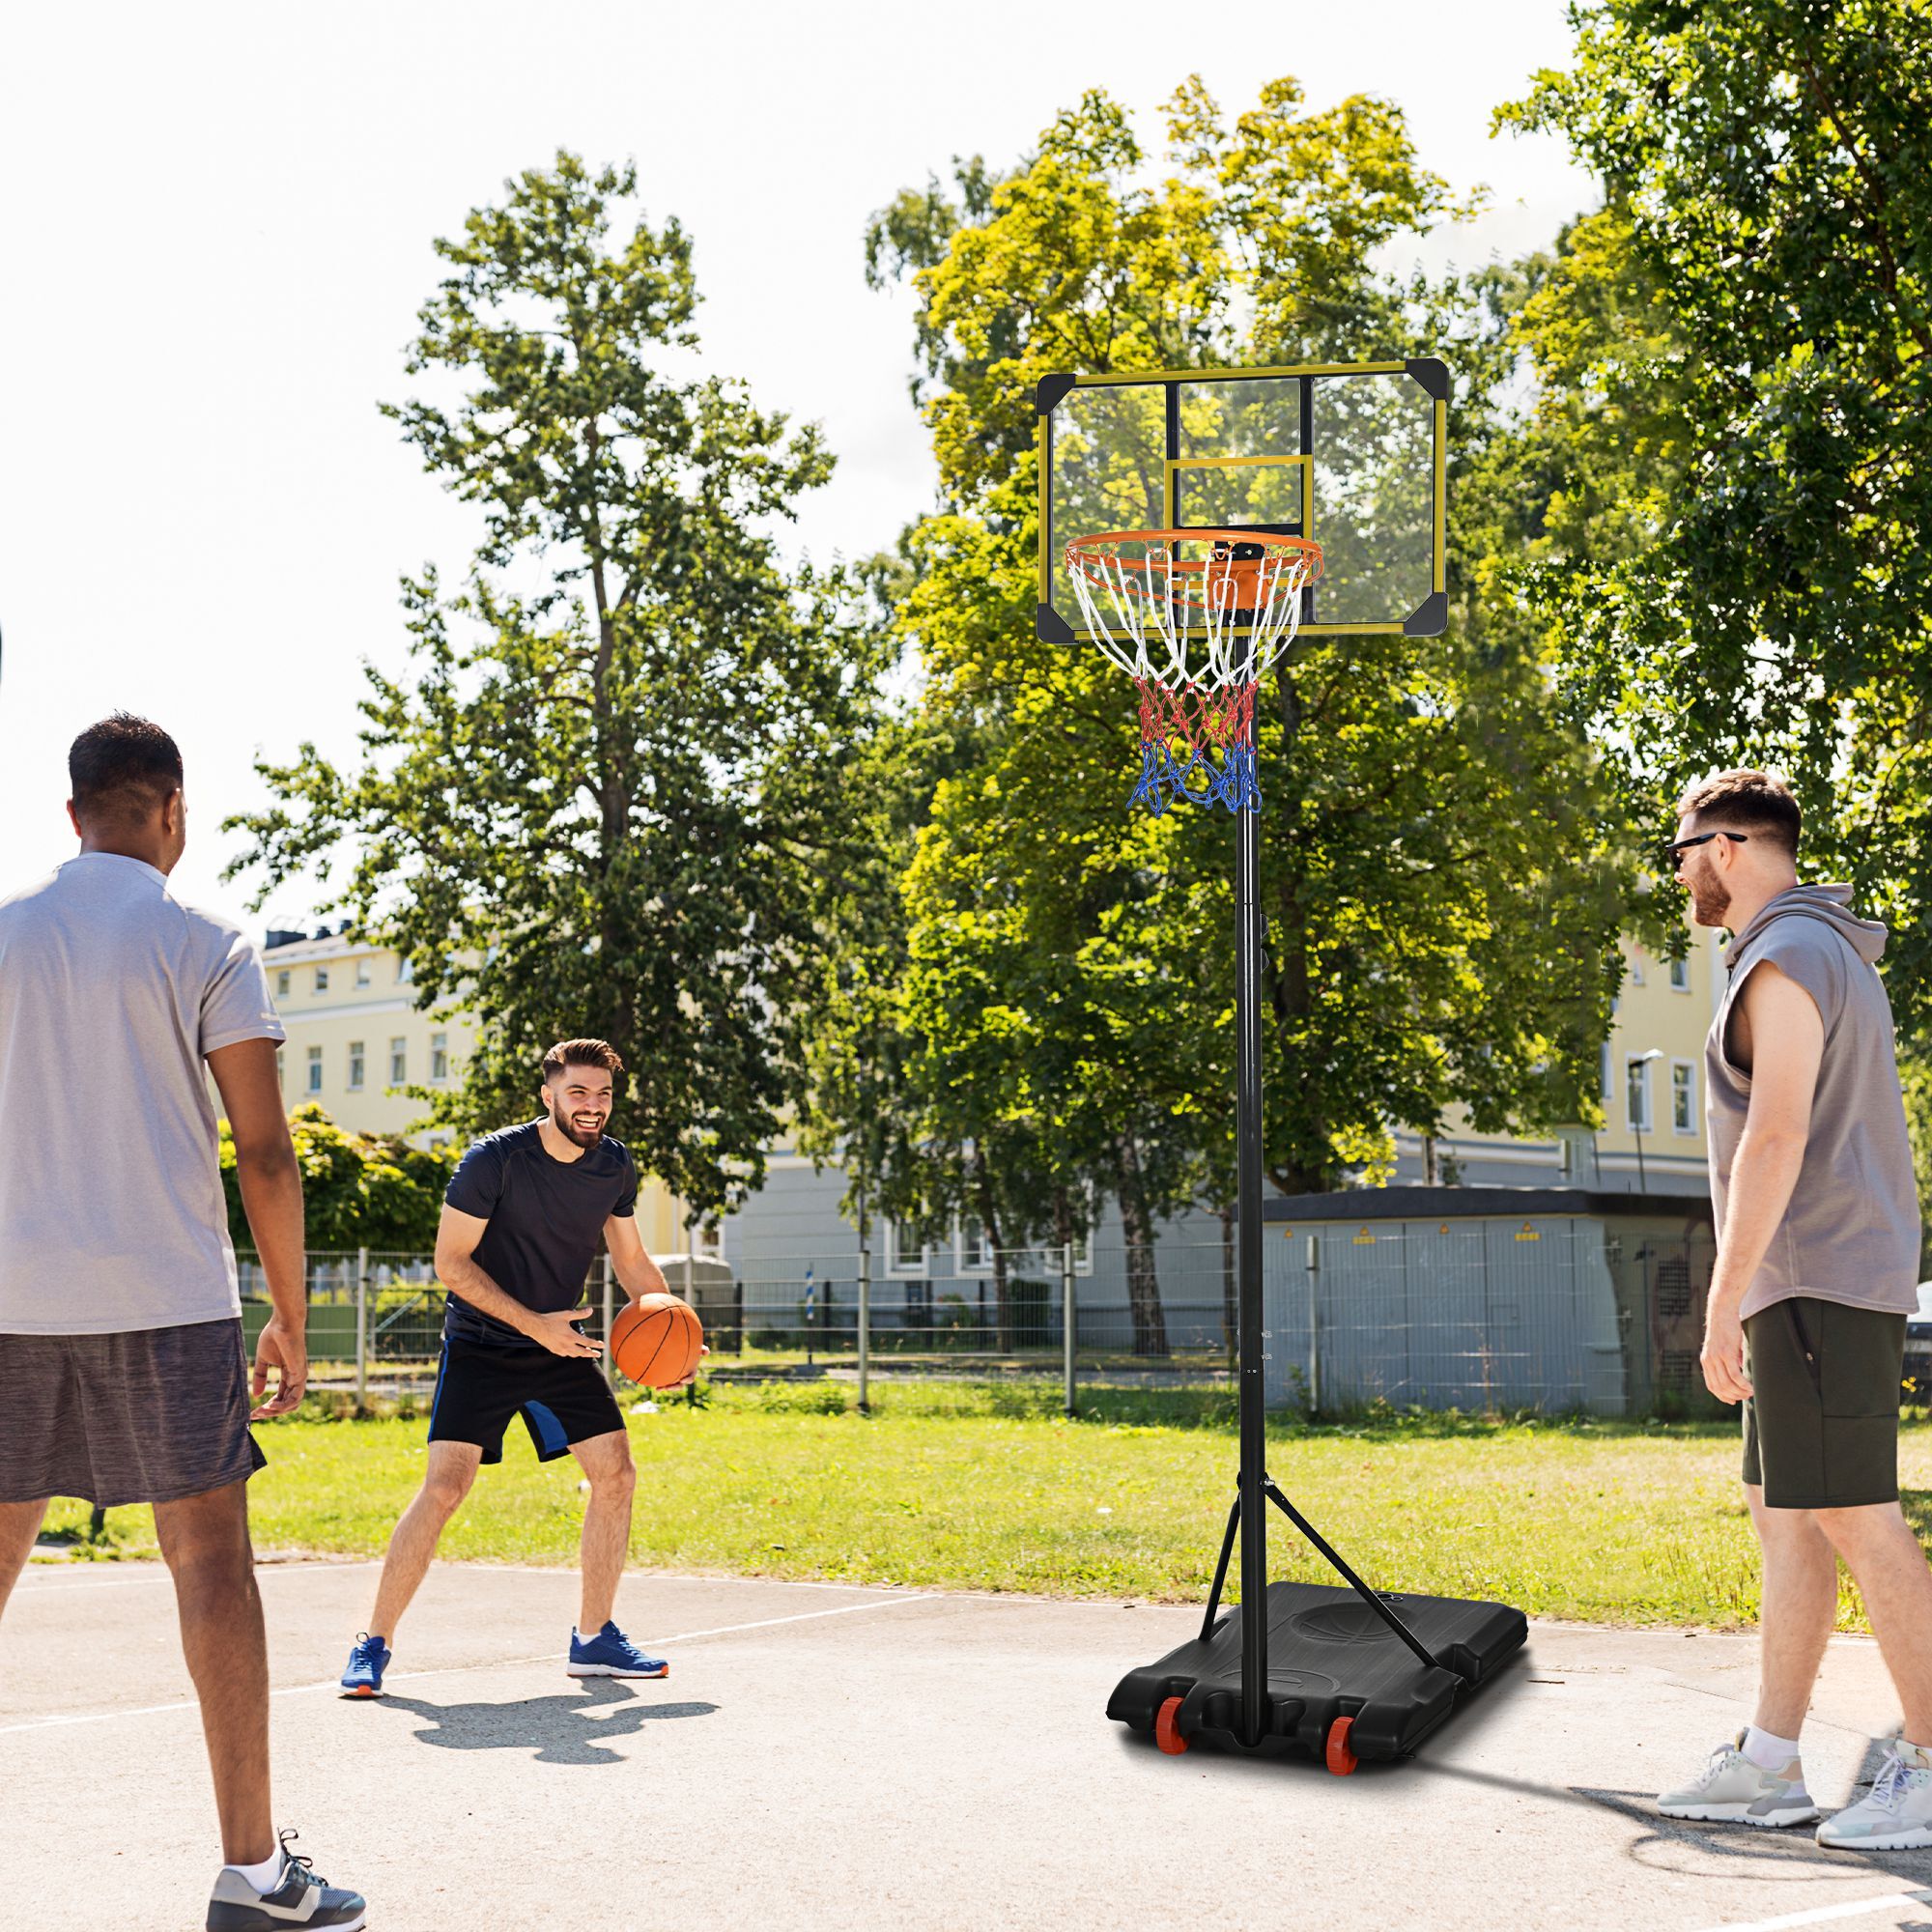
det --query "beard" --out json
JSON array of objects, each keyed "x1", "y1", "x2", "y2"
[
  {"x1": 1686, "y1": 861, "x2": 1731, "y2": 927},
  {"x1": 548, "y1": 1098, "x2": 607, "y2": 1149}
]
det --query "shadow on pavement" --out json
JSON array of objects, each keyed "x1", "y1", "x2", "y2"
[
  {"x1": 378, "y1": 1681, "x2": 719, "y2": 1765},
  {"x1": 1417, "y1": 1757, "x2": 1932, "y2": 1896}
]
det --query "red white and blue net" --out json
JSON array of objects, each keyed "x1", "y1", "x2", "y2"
[{"x1": 1064, "y1": 530, "x2": 1321, "y2": 814}]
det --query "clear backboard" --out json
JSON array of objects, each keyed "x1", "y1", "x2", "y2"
[{"x1": 1037, "y1": 361, "x2": 1448, "y2": 642}]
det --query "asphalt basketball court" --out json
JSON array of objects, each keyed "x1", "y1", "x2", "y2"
[{"x1": 5, "y1": 1557, "x2": 1932, "y2": 1932}]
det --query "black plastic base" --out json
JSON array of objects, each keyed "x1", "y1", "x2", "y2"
[{"x1": 1108, "y1": 1580, "x2": 1526, "y2": 1762}]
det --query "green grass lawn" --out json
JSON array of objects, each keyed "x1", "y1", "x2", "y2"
[{"x1": 36, "y1": 1384, "x2": 1932, "y2": 1632}]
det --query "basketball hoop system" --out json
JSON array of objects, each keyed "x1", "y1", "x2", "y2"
[{"x1": 1063, "y1": 528, "x2": 1322, "y2": 813}]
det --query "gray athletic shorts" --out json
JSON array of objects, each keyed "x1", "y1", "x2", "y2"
[{"x1": 0, "y1": 1318, "x2": 267, "y2": 1507}]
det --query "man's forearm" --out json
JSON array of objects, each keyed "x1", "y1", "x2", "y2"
[
  {"x1": 1711, "y1": 1129, "x2": 1807, "y2": 1304},
  {"x1": 238, "y1": 1149, "x2": 306, "y2": 1329},
  {"x1": 612, "y1": 1248, "x2": 669, "y2": 1302},
  {"x1": 440, "y1": 1252, "x2": 541, "y2": 1338}
]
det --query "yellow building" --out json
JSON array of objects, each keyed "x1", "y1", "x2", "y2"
[
  {"x1": 1396, "y1": 919, "x2": 1724, "y2": 1195},
  {"x1": 263, "y1": 926, "x2": 692, "y2": 1252}
]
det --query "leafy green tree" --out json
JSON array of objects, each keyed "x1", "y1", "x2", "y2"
[
  {"x1": 852, "y1": 80, "x2": 1634, "y2": 1289},
  {"x1": 1500, "y1": 0, "x2": 1932, "y2": 1021},
  {"x1": 226, "y1": 154, "x2": 890, "y2": 1218},
  {"x1": 219, "y1": 1105, "x2": 453, "y2": 1253}
]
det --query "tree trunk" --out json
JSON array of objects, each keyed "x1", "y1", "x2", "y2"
[
  {"x1": 1219, "y1": 1201, "x2": 1236, "y2": 1371},
  {"x1": 969, "y1": 1142, "x2": 1010, "y2": 1352},
  {"x1": 1113, "y1": 1129, "x2": 1169, "y2": 1358}
]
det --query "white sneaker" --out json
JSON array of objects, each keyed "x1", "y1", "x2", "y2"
[
  {"x1": 1658, "y1": 1729, "x2": 1821, "y2": 1828},
  {"x1": 1817, "y1": 1743, "x2": 1932, "y2": 1850}
]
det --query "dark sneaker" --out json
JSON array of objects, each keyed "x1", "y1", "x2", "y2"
[
  {"x1": 338, "y1": 1633, "x2": 390, "y2": 1698},
  {"x1": 567, "y1": 1621, "x2": 668, "y2": 1678},
  {"x1": 206, "y1": 1832, "x2": 365, "y2": 1929}
]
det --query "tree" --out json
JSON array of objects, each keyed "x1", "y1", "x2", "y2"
[
  {"x1": 219, "y1": 1106, "x2": 453, "y2": 1253},
  {"x1": 852, "y1": 81, "x2": 1634, "y2": 1283},
  {"x1": 1500, "y1": 0, "x2": 1932, "y2": 1024},
  {"x1": 225, "y1": 154, "x2": 890, "y2": 1219}
]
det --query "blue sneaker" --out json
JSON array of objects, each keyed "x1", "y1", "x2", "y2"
[
  {"x1": 338, "y1": 1633, "x2": 390, "y2": 1698},
  {"x1": 568, "y1": 1621, "x2": 668, "y2": 1679}
]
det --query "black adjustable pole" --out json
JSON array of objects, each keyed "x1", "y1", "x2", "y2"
[{"x1": 1236, "y1": 776, "x2": 1268, "y2": 1747}]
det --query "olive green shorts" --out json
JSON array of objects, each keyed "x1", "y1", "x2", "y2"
[{"x1": 1742, "y1": 1295, "x2": 1906, "y2": 1509}]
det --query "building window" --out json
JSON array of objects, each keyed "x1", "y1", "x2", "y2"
[
  {"x1": 347, "y1": 1041, "x2": 364, "y2": 1091},
  {"x1": 355, "y1": 958, "x2": 372, "y2": 989},
  {"x1": 1599, "y1": 1041, "x2": 1612, "y2": 1103},
  {"x1": 389, "y1": 1037, "x2": 408, "y2": 1086},
  {"x1": 1627, "y1": 1056, "x2": 1655, "y2": 1133},
  {"x1": 396, "y1": 956, "x2": 414, "y2": 985},
  {"x1": 314, "y1": 966, "x2": 329, "y2": 993},
  {"x1": 430, "y1": 1031, "x2": 448, "y2": 1084},
  {"x1": 1669, "y1": 956, "x2": 1690, "y2": 992},
  {"x1": 305, "y1": 1045, "x2": 323, "y2": 1095},
  {"x1": 1672, "y1": 1062, "x2": 1696, "y2": 1134},
  {"x1": 696, "y1": 1223, "x2": 722, "y2": 1259},
  {"x1": 957, "y1": 1222, "x2": 987, "y2": 1271},
  {"x1": 1628, "y1": 949, "x2": 1645, "y2": 987},
  {"x1": 884, "y1": 1222, "x2": 926, "y2": 1276},
  {"x1": 275, "y1": 969, "x2": 291, "y2": 997}
]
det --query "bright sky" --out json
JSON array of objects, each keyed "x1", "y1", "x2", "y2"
[{"x1": 0, "y1": 0, "x2": 1595, "y2": 938}]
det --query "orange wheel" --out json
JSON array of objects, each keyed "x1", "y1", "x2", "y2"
[
  {"x1": 1154, "y1": 1696, "x2": 1189, "y2": 1755},
  {"x1": 1324, "y1": 1714, "x2": 1358, "y2": 1776}
]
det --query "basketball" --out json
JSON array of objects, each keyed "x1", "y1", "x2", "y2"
[{"x1": 609, "y1": 1293, "x2": 704, "y2": 1389}]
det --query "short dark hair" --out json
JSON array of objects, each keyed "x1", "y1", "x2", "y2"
[
  {"x1": 1675, "y1": 768, "x2": 1802, "y2": 860},
  {"x1": 69, "y1": 713, "x2": 184, "y2": 828},
  {"x1": 542, "y1": 1037, "x2": 624, "y2": 1082}
]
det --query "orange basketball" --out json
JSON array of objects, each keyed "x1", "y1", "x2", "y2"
[{"x1": 610, "y1": 1293, "x2": 704, "y2": 1389}]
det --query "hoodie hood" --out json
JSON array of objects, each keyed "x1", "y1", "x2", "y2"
[{"x1": 1726, "y1": 881, "x2": 1888, "y2": 970}]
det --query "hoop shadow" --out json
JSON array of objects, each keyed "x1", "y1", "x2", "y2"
[{"x1": 379, "y1": 1681, "x2": 719, "y2": 1766}]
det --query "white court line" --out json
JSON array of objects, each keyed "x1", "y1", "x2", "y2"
[
  {"x1": 13, "y1": 1563, "x2": 384, "y2": 1597},
  {"x1": 0, "y1": 1590, "x2": 938, "y2": 1737},
  {"x1": 1685, "y1": 1889, "x2": 1932, "y2": 1932}
]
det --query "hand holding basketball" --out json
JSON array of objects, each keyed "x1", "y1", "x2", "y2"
[
  {"x1": 610, "y1": 1293, "x2": 705, "y2": 1389},
  {"x1": 530, "y1": 1305, "x2": 603, "y2": 1358}
]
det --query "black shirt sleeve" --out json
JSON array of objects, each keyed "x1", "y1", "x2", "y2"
[
  {"x1": 445, "y1": 1136, "x2": 508, "y2": 1220},
  {"x1": 611, "y1": 1147, "x2": 639, "y2": 1219}
]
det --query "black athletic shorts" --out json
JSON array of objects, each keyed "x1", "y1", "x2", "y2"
[
  {"x1": 427, "y1": 1336, "x2": 626, "y2": 1464},
  {"x1": 1742, "y1": 1295, "x2": 1907, "y2": 1510}
]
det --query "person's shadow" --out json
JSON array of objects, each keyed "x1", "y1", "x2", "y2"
[{"x1": 379, "y1": 1682, "x2": 718, "y2": 1766}]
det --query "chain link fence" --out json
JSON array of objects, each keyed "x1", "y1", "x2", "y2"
[
  {"x1": 1261, "y1": 1218, "x2": 1726, "y2": 1418},
  {"x1": 240, "y1": 1219, "x2": 1745, "y2": 1418}
]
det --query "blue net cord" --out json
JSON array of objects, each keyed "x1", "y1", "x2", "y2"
[{"x1": 1131, "y1": 679, "x2": 1260, "y2": 814}]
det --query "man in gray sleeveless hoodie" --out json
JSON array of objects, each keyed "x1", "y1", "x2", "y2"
[{"x1": 1654, "y1": 771, "x2": 1932, "y2": 1850}]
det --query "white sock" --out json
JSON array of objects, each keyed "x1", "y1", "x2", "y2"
[
  {"x1": 1743, "y1": 1724, "x2": 1802, "y2": 1770},
  {"x1": 226, "y1": 1849, "x2": 285, "y2": 1893}
]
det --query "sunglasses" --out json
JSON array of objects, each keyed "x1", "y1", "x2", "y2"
[{"x1": 1659, "y1": 830, "x2": 1750, "y2": 871}]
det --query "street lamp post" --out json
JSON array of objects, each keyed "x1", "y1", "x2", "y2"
[{"x1": 1633, "y1": 1047, "x2": 1665, "y2": 1195}]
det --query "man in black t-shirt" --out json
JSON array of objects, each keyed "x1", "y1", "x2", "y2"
[{"x1": 338, "y1": 1037, "x2": 696, "y2": 1695}]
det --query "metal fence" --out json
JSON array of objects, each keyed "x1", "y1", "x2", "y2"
[
  {"x1": 1262, "y1": 1219, "x2": 1724, "y2": 1418},
  {"x1": 240, "y1": 1221, "x2": 1732, "y2": 1418}
]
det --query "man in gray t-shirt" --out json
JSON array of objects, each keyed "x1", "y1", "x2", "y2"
[
  {"x1": 1653, "y1": 770, "x2": 1932, "y2": 1854},
  {"x1": 0, "y1": 715, "x2": 363, "y2": 1927}
]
